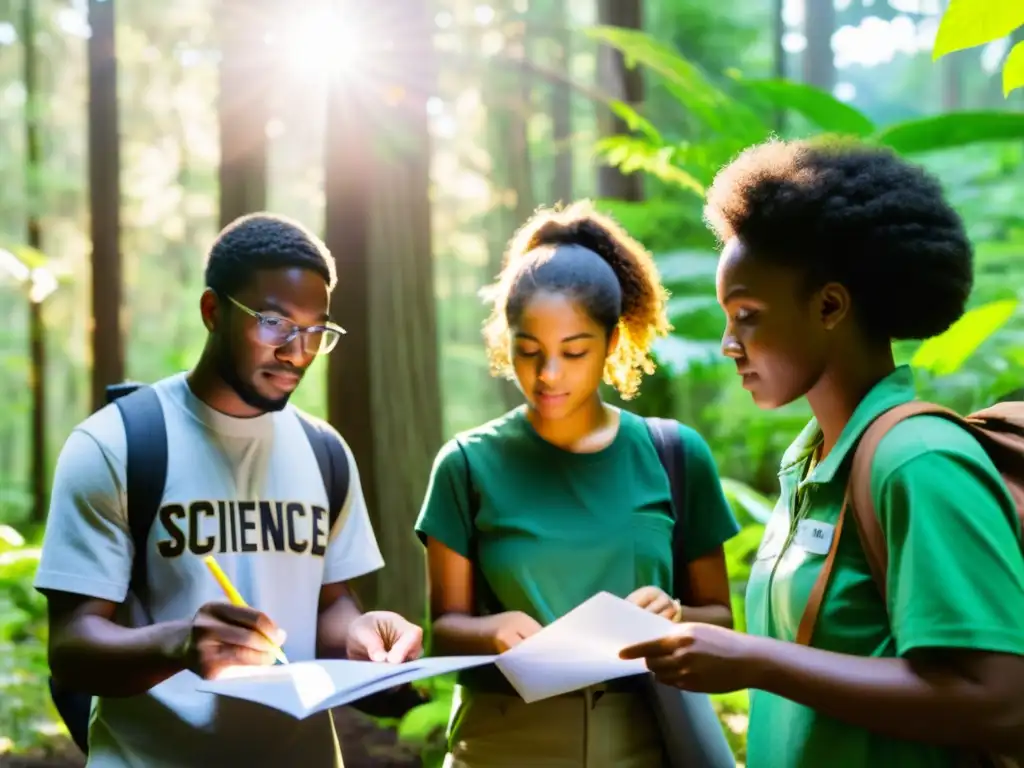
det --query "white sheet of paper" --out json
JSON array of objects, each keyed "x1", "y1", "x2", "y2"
[
  {"x1": 198, "y1": 592, "x2": 680, "y2": 715},
  {"x1": 197, "y1": 655, "x2": 497, "y2": 718},
  {"x1": 495, "y1": 591, "x2": 676, "y2": 702},
  {"x1": 324, "y1": 655, "x2": 499, "y2": 709}
]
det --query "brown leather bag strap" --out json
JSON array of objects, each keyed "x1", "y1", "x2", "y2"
[
  {"x1": 848, "y1": 401, "x2": 963, "y2": 597},
  {"x1": 796, "y1": 400, "x2": 965, "y2": 646},
  {"x1": 795, "y1": 490, "x2": 849, "y2": 646}
]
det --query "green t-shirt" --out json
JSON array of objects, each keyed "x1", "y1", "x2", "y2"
[
  {"x1": 745, "y1": 366, "x2": 1024, "y2": 768},
  {"x1": 415, "y1": 406, "x2": 740, "y2": 690}
]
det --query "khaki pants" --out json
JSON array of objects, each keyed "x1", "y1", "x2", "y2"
[{"x1": 443, "y1": 684, "x2": 667, "y2": 768}]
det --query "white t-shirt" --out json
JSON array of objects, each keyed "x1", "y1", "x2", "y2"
[{"x1": 34, "y1": 372, "x2": 385, "y2": 767}]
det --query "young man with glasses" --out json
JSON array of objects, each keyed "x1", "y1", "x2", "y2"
[{"x1": 34, "y1": 213, "x2": 422, "y2": 766}]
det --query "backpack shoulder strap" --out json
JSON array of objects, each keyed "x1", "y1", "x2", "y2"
[
  {"x1": 112, "y1": 386, "x2": 168, "y2": 599},
  {"x1": 296, "y1": 411, "x2": 351, "y2": 531},
  {"x1": 644, "y1": 417, "x2": 690, "y2": 601},
  {"x1": 796, "y1": 400, "x2": 960, "y2": 646},
  {"x1": 848, "y1": 401, "x2": 962, "y2": 594}
]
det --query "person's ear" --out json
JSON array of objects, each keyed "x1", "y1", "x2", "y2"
[
  {"x1": 200, "y1": 289, "x2": 219, "y2": 333},
  {"x1": 818, "y1": 282, "x2": 851, "y2": 331}
]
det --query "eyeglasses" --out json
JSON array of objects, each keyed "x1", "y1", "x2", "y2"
[{"x1": 226, "y1": 295, "x2": 346, "y2": 356}]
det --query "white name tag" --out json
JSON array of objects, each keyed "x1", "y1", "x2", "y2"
[{"x1": 793, "y1": 519, "x2": 835, "y2": 556}]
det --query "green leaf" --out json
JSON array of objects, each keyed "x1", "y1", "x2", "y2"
[
  {"x1": 933, "y1": 0, "x2": 1024, "y2": 59},
  {"x1": 0, "y1": 526, "x2": 25, "y2": 552},
  {"x1": 593, "y1": 136, "x2": 706, "y2": 196},
  {"x1": 0, "y1": 244, "x2": 49, "y2": 285},
  {"x1": 652, "y1": 336, "x2": 721, "y2": 373},
  {"x1": 720, "y1": 479, "x2": 774, "y2": 524},
  {"x1": 666, "y1": 295, "x2": 719, "y2": 320},
  {"x1": 1004, "y1": 41, "x2": 1024, "y2": 97},
  {"x1": 585, "y1": 26, "x2": 763, "y2": 141},
  {"x1": 396, "y1": 699, "x2": 451, "y2": 744},
  {"x1": 911, "y1": 299, "x2": 1019, "y2": 376},
  {"x1": 873, "y1": 111, "x2": 1024, "y2": 155},
  {"x1": 739, "y1": 79, "x2": 875, "y2": 137},
  {"x1": 13, "y1": 245, "x2": 48, "y2": 269},
  {"x1": 655, "y1": 250, "x2": 720, "y2": 284},
  {"x1": 606, "y1": 100, "x2": 662, "y2": 143}
]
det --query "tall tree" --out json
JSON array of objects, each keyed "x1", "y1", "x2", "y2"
[
  {"x1": 217, "y1": 0, "x2": 272, "y2": 227},
  {"x1": 325, "y1": 0, "x2": 442, "y2": 619},
  {"x1": 596, "y1": 0, "x2": 643, "y2": 201},
  {"x1": 549, "y1": 1, "x2": 574, "y2": 206},
  {"x1": 485, "y1": 7, "x2": 535, "y2": 411},
  {"x1": 772, "y1": 0, "x2": 787, "y2": 132},
  {"x1": 88, "y1": 0, "x2": 123, "y2": 410},
  {"x1": 22, "y1": 0, "x2": 47, "y2": 523},
  {"x1": 802, "y1": 0, "x2": 836, "y2": 94}
]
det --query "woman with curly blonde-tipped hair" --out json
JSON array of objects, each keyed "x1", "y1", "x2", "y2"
[{"x1": 414, "y1": 201, "x2": 741, "y2": 767}]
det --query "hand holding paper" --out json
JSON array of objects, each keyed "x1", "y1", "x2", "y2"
[
  {"x1": 484, "y1": 610, "x2": 544, "y2": 652},
  {"x1": 619, "y1": 620, "x2": 760, "y2": 694},
  {"x1": 197, "y1": 592, "x2": 679, "y2": 717},
  {"x1": 345, "y1": 611, "x2": 424, "y2": 663},
  {"x1": 495, "y1": 591, "x2": 677, "y2": 701}
]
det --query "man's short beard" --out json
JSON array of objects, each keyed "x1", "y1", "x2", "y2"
[{"x1": 215, "y1": 334, "x2": 292, "y2": 414}]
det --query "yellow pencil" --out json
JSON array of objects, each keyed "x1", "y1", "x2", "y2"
[{"x1": 202, "y1": 555, "x2": 289, "y2": 665}]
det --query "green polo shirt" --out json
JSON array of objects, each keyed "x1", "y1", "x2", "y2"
[
  {"x1": 745, "y1": 366, "x2": 1024, "y2": 768},
  {"x1": 415, "y1": 406, "x2": 740, "y2": 691}
]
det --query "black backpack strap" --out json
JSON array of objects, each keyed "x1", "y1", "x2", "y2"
[
  {"x1": 296, "y1": 411, "x2": 351, "y2": 531},
  {"x1": 48, "y1": 383, "x2": 166, "y2": 757},
  {"x1": 112, "y1": 386, "x2": 168, "y2": 599},
  {"x1": 645, "y1": 417, "x2": 690, "y2": 602}
]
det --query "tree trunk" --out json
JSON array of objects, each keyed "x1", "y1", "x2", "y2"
[
  {"x1": 217, "y1": 0, "x2": 271, "y2": 228},
  {"x1": 325, "y1": 0, "x2": 442, "y2": 620},
  {"x1": 596, "y1": 0, "x2": 643, "y2": 201},
  {"x1": 88, "y1": 0, "x2": 123, "y2": 410},
  {"x1": 484, "y1": 13, "x2": 535, "y2": 412},
  {"x1": 802, "y1": 0, "x2": 835, "y2": 94},
  {"x1": 549, "y1": 2, "x2": 573, "y2": 205},
  {"x1": 22, "y1": 0, "x2": 48, "y2": 523},
  {"x1": 772, "y1": 0, "x2": 787, "y2": 132}
]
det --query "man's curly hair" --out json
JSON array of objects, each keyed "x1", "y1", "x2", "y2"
[
  {"x1": 703, "y1": 138, "x2": 973, "y2": 341},
  {"x1": 204, "y1": 212, "x2": 337, "y2": 296},
  {"x1": 482, "y1": 201, "x2": 671, "y2": 399}
]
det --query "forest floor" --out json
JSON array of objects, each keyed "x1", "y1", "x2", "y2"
[{"x1": 0, "y1": 708, "x2": 422, "y2": 767}]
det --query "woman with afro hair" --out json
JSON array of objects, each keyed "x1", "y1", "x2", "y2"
[
  {"x1": 414, "y1": 201, "x2": 741, "y2": 766},
  {"x1": 621, "y1": 138, "x2": 1024, "y2": 767}
]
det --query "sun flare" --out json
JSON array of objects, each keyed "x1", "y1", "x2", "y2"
[{"x1": 278, "y1": 10, "x2": 362, "y2": 77}]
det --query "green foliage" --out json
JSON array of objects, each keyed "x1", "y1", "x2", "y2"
[
  {"x1": 876, "y1": 112, "x2": 1024, "y2": 155},
  {"x1": 396, "y1": 698, "x2": 450, "y2": 768},
  {"x1": 1005, "y1": 43, "x2": 1024, "y2": 98},
  {"x1": 588, "y1": 27, "x2": 1024, "y2": 202},
  {"x1": 932, "y1": 0, "x2": 1024, "y2": 96},
  {"x1": 586, "y1": 26, "x2": 763, "y2": 145},
  {"x1": 0, "y1": 528, "x2": 62, "y2": 750},
  {"x1": 737, "y1": 79, "x2": 875, "y2": 137},
  {"x1": 586, "y1": 25, "x2": 1024, "y2": 422},
  {"x1": 912, "y1": 299, "x2": 1020, "y2": 376}
]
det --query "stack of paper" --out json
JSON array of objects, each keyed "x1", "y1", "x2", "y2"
[{"x1": 197, "y1": 591, "x2": 676, "y2": 719}]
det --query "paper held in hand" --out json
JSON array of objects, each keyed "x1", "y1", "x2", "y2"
[{"x1": 196, "y1": 591, "x2": 676, "y2": 719}]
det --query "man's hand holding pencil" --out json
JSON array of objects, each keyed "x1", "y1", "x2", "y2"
[{"x1": 177, "y1": 600, "x2": 288, "y2": 680}]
